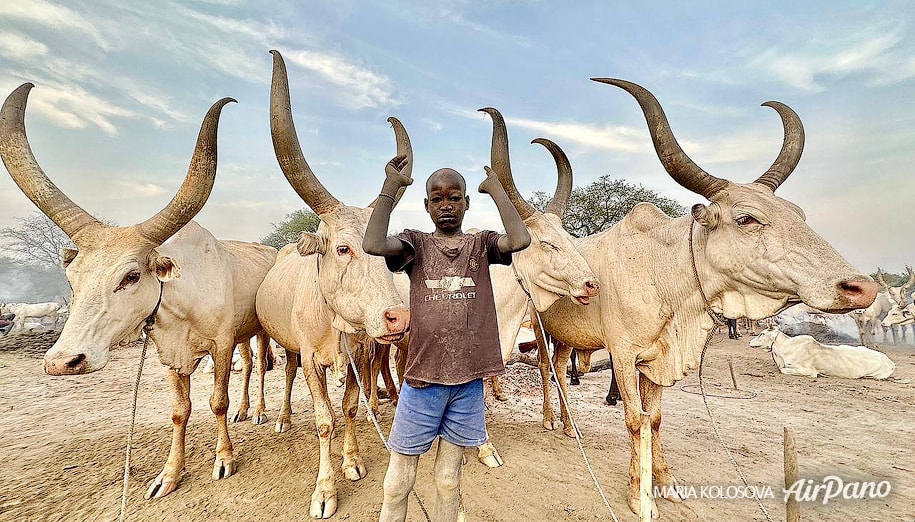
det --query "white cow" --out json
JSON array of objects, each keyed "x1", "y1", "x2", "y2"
[
  {"x1": 749, "y1": 326, "x2": 895, "y2": 379},
  {"x1": 531, "y1": 79, "x2": 877, "y2": 517},
  {"x1": 881, "y1": 302, "x2": 915, "y2": 329},
  {"x1": 5, "y1": 301, "x2": 64, "y2": 329},
  {"x1": 1, "y1": 84, "x2": 278, "y2": 500}
]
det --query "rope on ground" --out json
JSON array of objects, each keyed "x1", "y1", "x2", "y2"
[
  {"x1": 531, "y1": 308, "x2": 620, "y2": 522},
  {"x1": 340, "y1": 334, "x2": 432, "y2": 522},
  {"x1": 118, "y1": 328, "x2": 151, "y2": 522}
]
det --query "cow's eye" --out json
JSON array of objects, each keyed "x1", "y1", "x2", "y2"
[
  {"x1": 115, "y1": 271, "x2": 141, "y2": 292},
  {"x1": 336, "y1": 245, "x2": 351, "y2": 256},
  {"x1": 540, "y1": 241, "x2": 558, "y2": 251},
  {"x1": 735, "y1": 215, "x2": 760, "y2": 227}
]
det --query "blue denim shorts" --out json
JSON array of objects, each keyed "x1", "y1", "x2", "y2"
[{"x1": 387, "y1": 379, "x2": 487, "y2": 455}]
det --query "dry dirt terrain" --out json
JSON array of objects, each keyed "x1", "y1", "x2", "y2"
[{"x1": 0, "y1": 331, "x2": 912, "y2": 522}]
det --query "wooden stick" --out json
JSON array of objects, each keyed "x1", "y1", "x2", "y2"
[
  {"x1": 640, "y1": 412, "x2": 652, "y2": 522},
  {"x1": 728, "y1": 358, "x2": 738, "y2": 390},
  {"x1": 784, "y1": 427, "x2": 799, "y2": 522}
]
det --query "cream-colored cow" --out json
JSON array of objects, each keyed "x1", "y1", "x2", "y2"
[
  {"x1": 0, "y1": 84, "x2": 277, "y2": 500},
  {"x1": 532, "y1": 79, "x2": 877, "y2": 517},
  {"x1": 254, "y1": 51, "x2": 410, "y2": 520}
]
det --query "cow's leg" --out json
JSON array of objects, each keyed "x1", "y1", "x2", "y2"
[
  {"x1": 341, "y1": 355, "x2": 367, "y2": 481},
  {"x1": 276, "y1": 348, "x2": 298, "y2": 433},
  {"x1": 640, "y1": 373, "x2": 681, "y2": 504},
  {"x1": 378, "y1": 343, "x2": 399, "y2": 405},
  {"x1": 553, "y1": 342, "x2": 576, "y2": 437},
  {"x1": 210, "y1": 346, "x2": 236, "y2": 481},
  {"x1": 232, "y1": 342, "x2": 252, "y2": 423},
  {"x1": 569, "y1": 349, "x2": 580, "y2": 385},
  {"x1": 532, "y1": 312, "x2": 558, "y2": 431},
  {"x1": 380, "y1": 452, "x2": 419, "y2": 522},
  {"x1": 605, "y1": 354, "x2": 620, "y2": 406},
  {"x1": 252, "y1": 333, "x2": 270, "y2": 425},
  {"x1": 145, "y1": 370, "x2": 191, "y2": 499},
  {"x1": 368, "y1": 343, "x2": 381, "y2": 416},
  {"x1": 394, "y1": 342, "x2": 407, "y2": 386},
  {"x1": 615, "y1": 351, "x2": 659, "y2": 519},
  {"x1": 433, "y1": 438, "x2": 464, "y2": 521},
  {"x1": 302, "y1": 356, "x2": 338, "y2": 519}
]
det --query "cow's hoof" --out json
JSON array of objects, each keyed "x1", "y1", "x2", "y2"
[
  {"x1": 542, "y1": 417, "x2": 559, "y2": 431},
  {"x1": 562, "y1": 424, "x2": 579, "y2": 438},
  {"x1": 275, "y1": 418, "x2": 291, "y2": 433},
  {"x1": 656, "y1": 476, "x2": 683, "y2": 503},
  {"x1": 605, "y1": 397, "x2": 618, "y2": 406},
  {"x1": 478, "y1": 445, "x2": 503, "y2": 468},
  {"x1": 252, "y1": 412, "x2": 268, "y2": 425},
  {"x1": 231, "y1": 409, "x2": 248, "y2": 423},
  {"x1": 494, "y1": 391, "x2": 508, "y2": 401},
  {"x1": 628, "y1": 495, "x2": 659, "y2": 519},
  {"x1": 310, "y1": 492, "x2": 338, "y2": 519},
  {"x1": 145, "y1": 470, "x2": 180, "y2": 499},
  {"x1": 342, "y1": 460, "x2": 366, "y2": 481},
  {"x1": 212, "y1": 456, "x2": 235, "y2": 480}
]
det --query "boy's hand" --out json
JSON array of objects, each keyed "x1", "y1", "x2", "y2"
[
  {"x1": 478, "y1": 166, "x2": 503, "y2": 195},
  {"x1": 385, "y1": 154, "x2": 413, "y2": 188}
]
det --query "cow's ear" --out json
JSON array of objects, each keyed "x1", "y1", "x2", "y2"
[
  {"x1": 691, "y1": 203, "x2": 719, "y2": 229},
  {"x1": 61, "y1": 248, "x2": 79, "y2": 268},
  {"x1": 297, "y1": 232, "x2": 325, "y2": 256},
  {"x1": 150, "y1": 253, "x2": 181, "y2": 282}
]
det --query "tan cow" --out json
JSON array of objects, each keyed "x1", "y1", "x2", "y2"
[
  {"x1": 254, "y1": 50, "x2": 410, "y2": 519},
  {"x1": 533, "y1": 79, "x2": 877, "y2": 517},
  {"x1": 0, "y1": 83, "x2": 278, "y2": 499}
]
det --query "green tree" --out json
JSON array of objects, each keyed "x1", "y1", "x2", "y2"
[
  {"x1": 260, "y1": 209, "x2": 320, "y2": 249},
  {"x1": 528, "y1": 175, "x2": 687, "y2": 237}
]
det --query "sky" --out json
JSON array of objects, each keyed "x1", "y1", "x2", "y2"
[{"x1": 0, "y1": 0, "x2": 913, "y2": 273}]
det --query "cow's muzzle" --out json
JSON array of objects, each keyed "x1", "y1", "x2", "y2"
[{"x1": 45, "y1": 352, "x2": 90, "y2": 375}]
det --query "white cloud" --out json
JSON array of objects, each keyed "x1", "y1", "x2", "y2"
[
  {"x1": 748, "y1": 23, "x2": 915, "y2": 91},
  {"x1": 0, "y1": 0, "x2": 108, "y2": 50},
  {"x1": 0, "y1": 32, "x2": 48, "y2": 58},
  {"x1": 284, "y1": 49, "x2": 396, "y2": 110},
  {"x1": 21, "y1": 83, "x2": 137, "y2": 135}
]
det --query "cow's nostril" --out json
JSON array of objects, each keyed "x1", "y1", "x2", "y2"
[{"x1": 66, "y1": 353, "x2": 86, "y2": 369}]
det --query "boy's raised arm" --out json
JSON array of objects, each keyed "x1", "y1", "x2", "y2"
[
  {"x1": 363, "y1": 154, "x2": 412, "y2": 256},
  {"x1": 479, "y1": 166, "x2": 531, "y2": 255}
]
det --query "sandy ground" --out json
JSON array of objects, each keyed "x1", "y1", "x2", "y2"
[{"x1": 0, "y1": 332, "x2": 912, "y2": 522}]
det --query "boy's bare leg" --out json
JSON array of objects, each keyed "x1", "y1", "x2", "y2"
[
  {"x1": 433, "y1": 439, "x2": 464, "y2": 522},
  {"x1": 380, "y1": 451, "x2": 419, "y2": 522}
]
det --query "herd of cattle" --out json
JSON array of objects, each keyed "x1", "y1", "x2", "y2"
[{"x1": 0, "y1": 50, "x2": 904, "y2": 519}]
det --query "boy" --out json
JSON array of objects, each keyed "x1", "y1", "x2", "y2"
[{"x1": 363, "y1": 154, "x2": 531, "y2": 522}]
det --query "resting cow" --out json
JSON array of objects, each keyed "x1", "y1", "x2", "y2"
[
  {"x1": 749, "y1": 326, "x2": 895, "y2": 379},
  {"x1": 0, "y1": 84, "x2": 278, "y2": 499}
]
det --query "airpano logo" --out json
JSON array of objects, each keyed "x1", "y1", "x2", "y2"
[{"x1": 783, "y1": 476, "x2": 891, "y2": 504}]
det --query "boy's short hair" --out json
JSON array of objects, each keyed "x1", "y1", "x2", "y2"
[{"x1": 426, "y1": 168, "x2": 466, "y2": 194}]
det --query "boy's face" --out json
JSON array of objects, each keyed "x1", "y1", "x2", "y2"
[{"x1": 424, "y1": 169, "x2": 469, "y2": 234}]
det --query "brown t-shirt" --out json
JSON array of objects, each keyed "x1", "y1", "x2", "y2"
[{"x1": 386, "y1": 230, "x2": 511, "y2": 385}]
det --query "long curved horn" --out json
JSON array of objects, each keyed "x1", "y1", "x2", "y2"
[
  {"x1": 876, "y1": 268, "x2": 889, "y2": 290},
  {"x1": 531, "y1": 138, "x2": 572, "y2": 218},
  {"x1": 478, "y1": 107, "x2": 535, "y2": 219},
  {"x1": 269, "y1": 50, "x2": 341, "y2": 216},
  {"x1": 134, "y1": 97, "x2": 236, "y2": 245},
  {"x1": 369, "y1": 117, "x2": 413, "y2": 208},
  {"x1": 904, "y1": 266, "x2": 915, "y2": 291},
  {"x1": 753, "y1": 101, "x2": 804, "y2": 192},
  {"x1": 0, "y1": 83, "x2": 104, "y2": 246},
  {"x1": 592, "y1": 78, "x2": 729, "y2": 199}
]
